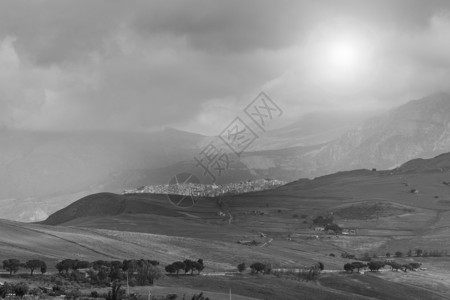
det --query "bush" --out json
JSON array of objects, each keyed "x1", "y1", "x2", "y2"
[
  {"x1": 249, "y1": 262, "x2": 266, "y2": 274},
  {"x1": 14, "y1": 282, "x2": 29, "y2": 298},
  {"x1": 90, "y1": 291, "x2": 100, "y2": 298},
  {"x1": 65, "y1": 289, "x2": 82, "y2": 300},
  {"x1": 29, "y1": 287, "x2": 43, "y2": 297},
  {"x1": 191, "y1": 292, "x2": 210, "y2": 300},
  {"x1": 237, "y1": 263, "x2": 246, "y2": 273}
]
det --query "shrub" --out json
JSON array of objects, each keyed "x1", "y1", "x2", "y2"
[
  {"x1": 237, "y1": 263, "x2": 246, "y2": 273},
  {"x1": 90, "y1": 291, "x2": 100, "y2": 298},
  {"x1": 65, "y1": 289, "x2": 82, "y2": 300},
  {"x1": 14, "y1": 282, "x2": 29, "y2": 298},
  {"x1": 250, "y1": 262, "x2": 266, "y2": 274}
]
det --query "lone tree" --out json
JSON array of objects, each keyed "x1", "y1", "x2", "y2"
[
  {"x1": 237, "y1": 263, "x2": 247, "y2": 273},
  {"x1": 25, "y1": 260, "x2": 45, "y2": 276},
  {"x1": 250, "y1": 262, "x2": 266, "y2": 274},
  {"x1": 3, "y1": 259, "x2": 21, "y2": 275},
  {"x1": 395, "y1": 251, "x2": 403, "y2": 258}
]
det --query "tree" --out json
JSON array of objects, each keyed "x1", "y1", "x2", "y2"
[
  {"x1": 122, "y1": 259, "x2": 137, "y2": 277},
  {"x1": 250, "y1": 262, "x2": 266, "y2": 274},
  {"x1": 237, "y1": 263, "x2": 246, "y2": 273},
  {"x1": 406, "y1": 249, "x2": 412, "y2": 257},
  {"x1": 56, "y1": 259, "x2": 76, "y2": 274},
  {"x1": 25, "y1": 260, "x2": 45, "y2": 276},
  {"x1": 386, "y1": 252, "x2": 391, "y2": 258},
  {"x1": 171, "y1": 261, "x2": 185, "y2": 275},
  {"x1": 395, "y1": 251, "x2": 403, "y2": 258},
  {"x1": 307, "y1": 262, "x2": 323, "y2": 280},
  {"x1": 409, "y1": 262, "x2": 422, "y2": 270},
  {"x1": 324, "y1": 223, "x2": 342, "y2": 234},
  {"x1": 344, "y1": 263, "x2": 355, "y2": 273},
  {"x1": 40, "y1": 262, "x2": 47, "y2": 274},
  {"x1": 183, "y1": 259, "x2": 195, "y2": 275},
  {"x1": 74, "y1": 260, "x2": 91, "y2": 270},
  {"x1": 402, "y1": 264, "x2": 413, "y2": 272},
  {"x1": 351, "y1": 262, "x2": 366, "y2": 272},
  {"x1": 107, "y1": 280, "x2": 124, "y2": 300},
  {"x1": 110, "y1": 260, "x2": 123, "y2": 270},
  {"x1": 135, "y1": 260, "x2": 162, "y2": 285},
  {"x1": 415, "y1": 249, "x2": 423, "y2": 257},
  {"x1": 3, "y1": 259, "x2": 21, "y2": 275},
  {"x1": 93, "y1": 260, "x2": 111, "y2": 270},
  {"x1": 192, "y1": 261, "x2": 204, "y2": 274},
  {"x1": 165, "y1": 264, "x2": 177, "y2": 274},
  {"x1": 388, "y1": 262, "x2": 402, "y2": 272},
  {"x1": 367, "y1": 261, "x2": 385, "y2": 272}
]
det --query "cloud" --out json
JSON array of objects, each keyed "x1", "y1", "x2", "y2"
[{"x1": 0, "y1": 1, "x2": 449, "y2": 133}]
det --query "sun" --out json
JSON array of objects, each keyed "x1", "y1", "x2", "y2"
[
  {"x1": 325, "y1": 39, "x2": 362, "y2": 72},
  {"x1": 303, "y1": 21, "x2": 376, "y2": 94}
]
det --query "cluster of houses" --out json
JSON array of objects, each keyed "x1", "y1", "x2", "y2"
[
  {"x1": 123, "y1": 179, "x2": 286, "y2": 197},
  {"x1": 313, "y1": 226, "x2": 357, "y2": 235}
]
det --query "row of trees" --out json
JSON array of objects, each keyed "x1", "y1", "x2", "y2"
[
  {"x1": 344, "y1": 261, "x2": 422, "y2": 273},
  {"x1": 237, "y1": 262, "x2": 271, "y2": 274},
  {"x1": 2, "y1": 259, "x2": 47, "y2": 276},
  {"x1": 165, "y1": 259, "x2": 204, "y2": 275}
]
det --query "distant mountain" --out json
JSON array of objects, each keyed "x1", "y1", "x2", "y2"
[
  {"x1": 309, "y1": 93, "x2": 450, "y2": 174},
  {"x1": 232, "y1": 93, "x2": 450, "y2": 180}
]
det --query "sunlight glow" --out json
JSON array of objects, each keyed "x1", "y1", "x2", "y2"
[{"x1": 303, "y1": 19, "x2": 377, "y2": 94}]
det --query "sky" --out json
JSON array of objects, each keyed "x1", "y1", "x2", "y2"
[{"x1": 1, "y1": 0, "x2": 450, "y2": 135}]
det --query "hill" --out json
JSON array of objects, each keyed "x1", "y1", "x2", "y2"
[{"x1": 43, "y1": 151, "x2": 450, "y2": 252}]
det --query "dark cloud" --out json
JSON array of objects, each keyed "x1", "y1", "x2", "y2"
[{"x1": 0, "y1": 1, "x2": 449, "y2": 133}]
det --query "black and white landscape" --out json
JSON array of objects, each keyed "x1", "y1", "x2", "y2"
[{"x1": 1, "y1": 1, "x2": 450, "y2": 299}]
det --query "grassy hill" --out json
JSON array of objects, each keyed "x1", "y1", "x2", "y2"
[{"x1": 37, "y1": 153, "x2": 450, "y2": 269}]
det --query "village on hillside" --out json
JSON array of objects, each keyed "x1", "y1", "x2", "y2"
[{"x1": 122, "y1": 179, "x2": 286, "y2": 197}]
